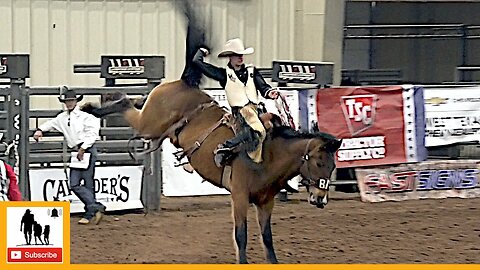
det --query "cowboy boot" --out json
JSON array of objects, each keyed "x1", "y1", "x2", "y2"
[
  {"x1": 213, "y1": 132, "x2": 251, "y2": 167},
  {"x1": 214, "y1": 144, "x2": 235, "y2": 167}
]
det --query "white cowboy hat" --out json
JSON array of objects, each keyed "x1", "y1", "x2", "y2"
[{"x1": 218, "y1": 38, "x2": 254, "y2": 57}]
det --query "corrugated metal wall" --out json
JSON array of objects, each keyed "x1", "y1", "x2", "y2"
[{"x1": 1, "y1": 0, "x2": 344, "y2": 107}]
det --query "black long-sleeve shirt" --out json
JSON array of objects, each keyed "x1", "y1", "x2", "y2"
[{"x1": 192, "y1": 49, "x2": 272, "y2": 98}]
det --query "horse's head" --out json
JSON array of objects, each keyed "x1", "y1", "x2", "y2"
[{"x1": 298, "y1": 138, "x2": 342, "y2": 209}]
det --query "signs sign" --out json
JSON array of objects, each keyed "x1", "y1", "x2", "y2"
[{"x1": 356, "y1": 160, "x2": 480, "y2": 202}]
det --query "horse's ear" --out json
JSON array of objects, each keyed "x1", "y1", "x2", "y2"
[{"x1": 325, "y1": 139, "x2": 342, "y2": 152}]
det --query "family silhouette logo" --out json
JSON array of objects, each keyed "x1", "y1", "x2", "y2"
[{"x1": 1, "y1": 202, "x2": 70, "y2": 265}]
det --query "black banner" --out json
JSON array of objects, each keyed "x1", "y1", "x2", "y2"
[
  {"x1": 272, "y1": 61, "x2": 333, "y2": 85},
  {"x1": 0, "y1": 54, "x2": 29, "y2": 79},
  {"x1": 100, "y1": 55, "x2": 165, "y2": 79}
]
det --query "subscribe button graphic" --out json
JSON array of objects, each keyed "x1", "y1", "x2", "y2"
[
  {"x1": 7, "y1": 248, "x2": 62, "y2": 263},
  {"x1": 5, "y1": 204, "x2": 69, "y2": 264}
]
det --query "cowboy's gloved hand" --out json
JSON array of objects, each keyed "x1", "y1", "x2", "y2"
[
  {"x1": 77, "y1": 148, "x2": 85, "y2": 161},
  {"x1": 267, "y1": 89, "x2": 280, "y2": 99},
  {"x1": 33, "y1": 130, "x2": 43, "y2": 142},
  {"x1": 199, "y1": 48, "x2": 210, "y2": 56}
]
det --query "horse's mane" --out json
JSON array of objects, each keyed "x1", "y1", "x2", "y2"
[{"x1": 271, "y1": 125, "x2": 337, "y2": 141}]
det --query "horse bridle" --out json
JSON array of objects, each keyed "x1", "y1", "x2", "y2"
[{"x1": 300, "y1": 138, "x2": 331, "y2": 191}]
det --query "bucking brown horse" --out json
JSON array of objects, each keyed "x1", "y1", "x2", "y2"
[
  {"x1": 83, "y1": 1, "x2": 341, "y2": 263},
  {"x1": 85, "y1": 80, "x2": 341, "y2": 263}
]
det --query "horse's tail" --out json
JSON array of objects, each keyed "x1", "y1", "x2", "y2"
[{"x1": 176, "y1": 0, "x2": 211, "y2": 88}]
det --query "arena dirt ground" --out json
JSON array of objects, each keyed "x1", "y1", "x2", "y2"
[{"x1": 70, "y1": 190, "x2": 480, "y2": 264}]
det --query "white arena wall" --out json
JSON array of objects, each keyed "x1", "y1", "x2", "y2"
[{"x1": 1, "y1": 0, "x2": 345, "y2": 110}]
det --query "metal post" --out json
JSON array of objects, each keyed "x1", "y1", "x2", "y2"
[
  {"x1": 460, "y1": 25, "x2": 468, "y2": 81},
  {"x1": 141, "y1": 147, "x2": 153, "y2": 211},
  {"x1": 368, "y1": 1, "x2": 375, "y2": 69},
  {"x1": 8, "y1": 78, "x2": 28, "y2": 198},
  {"x1": 148, "y1": 79, "x2": 162, "y2": 210},
  {"x1": 139, "y1": 79, "x2": 162, "y2": 211},
  {"x1": 20, "y1": 85, "x2": 29, "y2": 200},
  {"x1": 152, "y1": 149, "x2": 162, "y2": 210}
]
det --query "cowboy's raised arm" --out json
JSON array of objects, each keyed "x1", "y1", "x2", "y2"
[{"x1": 192, "y1": 48, "x2": 227, "y2": 85}]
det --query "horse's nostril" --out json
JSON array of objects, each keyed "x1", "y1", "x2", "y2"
[{"x1": 317, "y1": 203, "x2": 324, "y2": 209}]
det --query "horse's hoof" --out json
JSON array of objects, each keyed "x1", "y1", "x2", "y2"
[
  {"x1": 183, "y1": 163, "x2": 195, "y2": 173},
  {"x1": 278, "y1": 191, "x2": 288, "y2": 202}
]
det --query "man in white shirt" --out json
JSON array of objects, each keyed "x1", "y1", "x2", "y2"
[{"x1": 33, "y1": 87, "x2": 105, "y2": 225}]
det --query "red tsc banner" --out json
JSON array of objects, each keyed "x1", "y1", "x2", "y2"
[
  {"x1": 355, "y1": 160, "x2": 480, "y2": 203},
  {"x1": 302, "y1": 85, "x2": 427, "y2": 168}
]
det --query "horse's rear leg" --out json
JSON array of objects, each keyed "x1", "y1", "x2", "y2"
[
  {"x1": 255, "y1": 199, "x2": 278, "y2": 263},
  {"x1": 133, "y1": 95, "x2": 148, "y2": 109},
  {"x1": 82, "y1": 97, "x2": 132, "y2": 118},
  {"x1": 231, "y1": 194, "x2": 249, "y2": 264}
]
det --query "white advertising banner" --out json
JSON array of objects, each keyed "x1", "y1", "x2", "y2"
[
  {"x1": 161, "y1": 90, "x2": 300, "y2": 197},
  {"x1": 161, "y1": 141, "x2": 230, "y2": 197},
  {"x1": 424, "y1": 86, "x2": 480, "y2": 147},
  {"x1": 29, "y1": 166, "x2": 144, "y2": 213}
]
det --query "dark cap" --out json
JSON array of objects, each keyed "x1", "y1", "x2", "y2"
[{"x1": 57, "y1": 86, "x2": 83, "y2": 103}]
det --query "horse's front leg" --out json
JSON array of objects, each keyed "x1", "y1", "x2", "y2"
[
  {"x1": 255, "y1": 199, "x2": 278, "y2": 263},
  {"x1": 231, "y1": 194, "x2": 249, "y2": 264}
]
